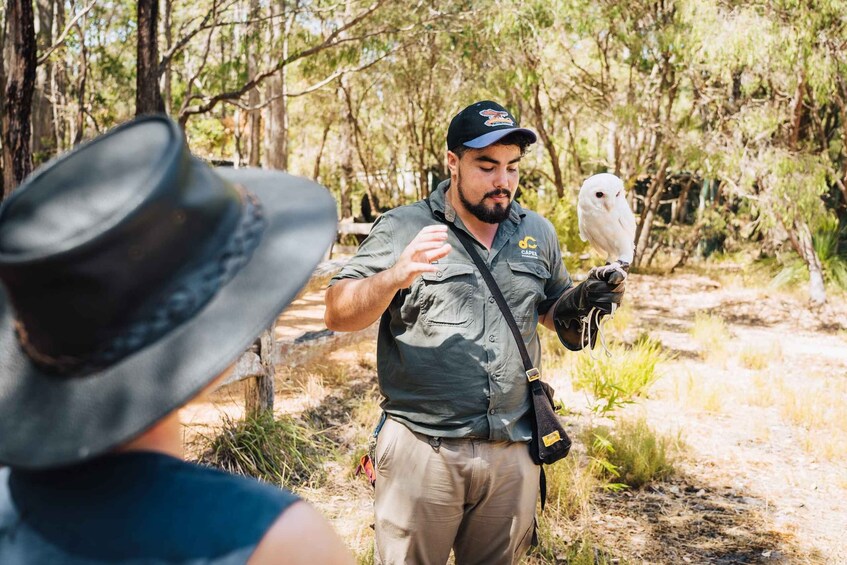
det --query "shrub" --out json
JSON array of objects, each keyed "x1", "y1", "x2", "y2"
[{"x1": 572, "y1": 335, "x2": 669, "y2": 417}]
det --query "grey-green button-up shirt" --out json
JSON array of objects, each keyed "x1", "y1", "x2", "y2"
[{"x1": 330, "y1": 181, "x2": 572, "y2": 442}]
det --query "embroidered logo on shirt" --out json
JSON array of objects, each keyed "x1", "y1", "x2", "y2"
[
  {"x1": 518, "y1": 236, "x2": 539, "y2": 258},
  {"x1": 479, "y1": 109, "x2": 515, "y2": 127},
  {"x1": 518, "y1": 236, "x2": 537, "y2": 250}
]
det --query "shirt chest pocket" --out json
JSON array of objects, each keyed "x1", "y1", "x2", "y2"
[
  {"x1": 419, "y1": 263, "x2": 477, "y2": 327},
  {"x1": 507, "y1": 260, "x2": 550, "y2": 322}
]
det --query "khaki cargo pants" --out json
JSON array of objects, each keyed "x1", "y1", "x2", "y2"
[{"x1": 373, "y1": 417, "x2": 539, "y2": 565}]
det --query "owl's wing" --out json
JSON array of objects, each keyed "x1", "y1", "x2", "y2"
[
  {"x1": 613, "y1": 196, "x2": 637, "y2": 262},
  {"x1": 577, "y1": 202, "x2": 589, "y2": 242},
  {"x1": 582, "y1": 208, "x2": 619, "y2": 262},
  {"x1": 617, "y1": 198, "x2": 636, "y2": 240}
]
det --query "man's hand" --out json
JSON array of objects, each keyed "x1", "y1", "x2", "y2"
[
  {"x1": 387, "y1": 225, "x2": 452, "y2": 289},
  {"x1": 553, "y1": 268, "x2": 625, "y2": 322},
  {"x1": 324, "y1": 224, "x2": 452, "y2": 332}
]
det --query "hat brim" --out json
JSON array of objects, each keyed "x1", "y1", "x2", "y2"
[
  {"x1": 0, "y1": 168, "x2": 337, "y2": 469},
  {"x1": 462, "y1": 128, "x2": 537, "y2": 149}
]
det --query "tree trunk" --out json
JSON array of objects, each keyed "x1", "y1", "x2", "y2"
[
  {"x1": 531, "y1": 83, "x2": 564, "y2": 198},
  {"x1": 2, "y1": 0, "x2": 37, "y2": 197},
  {"x1": 246, "y1": 0, "x2": 261, "y2": 166},
  {"x1": 264, "y1": 0, "x2": 289, "y2": 170},
  {"x1": 338, "y1": 81, "x2": 354, "y2": 219},
  {"x1": 162, "y1": 0, "x2": 172, "y2": 114},
  {"x1": 72, "y1": 16, "x2": 87, "y2": 146},
  {"x1": 32, "y1": 0, "x2": 55, "y2": 164},
  {"x1": 136, "y1": 0, "x2": 164, "y2": 116},
  {"x1": 633, "y1": 156, "x2": 669, "y2": 268},
  {"x1": 52, "y1": 0, "x2": 67, "y2": 151},
  {"x1": 789, "y1": 220, "x2": 827, "y2": 307}
]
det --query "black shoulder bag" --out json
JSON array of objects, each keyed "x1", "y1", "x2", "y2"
[{"x1": 446, "y1": 224, "x2": 571, "y2": 465}]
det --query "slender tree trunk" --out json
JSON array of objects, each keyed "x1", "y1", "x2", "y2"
[
  {"x1": 246, "y1": 0, "x2": 261, "y2": 166},
  {"x1": 136, "y1": 0, "x2": 164, "y2": 116},
  {"x1": 32, "y1": 0, "x2": 55, "y2": 164},
  {"x1": 264, "y1": 0, "x2": 289, "y2": 170},
  {"x1": 531, "y1": 83, "x2": 564, "y2": 198},
  {"x1": 313, "y1": 119, "x2": 331, "y2": 181},
  {"x1": 338, "y1": 81, "x2": 354, "y2": 219},
  {"x1": 53, "y1": 0, "x2": 67, "y2": 151},
  {"x1": 72, "y1": 17, "x2": 87, "y2": 146},
  {"x1": 788, "y1": 220, "x2": 827, "y2": 307},
  {"x1": 162, "y1": 0, "x2": 172, "y2": 114},
  {"x1": 2, "y1": 0, "x2": 37, "y2": 196},
  {"x1": 633, "y1": 156, "x2": 669, "y2": 268}
]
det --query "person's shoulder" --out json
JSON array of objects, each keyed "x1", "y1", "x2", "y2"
[
  {"x1": 248, "y1": 501, "x2": 354, "y2": 565},
  {"x1": 378, "y1": 199, "x2": 433, "y2": 221}
]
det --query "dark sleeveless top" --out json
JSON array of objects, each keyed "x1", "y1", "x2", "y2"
[{"x1": 0, "y1": 451, "x2": 300, "y2": 564}]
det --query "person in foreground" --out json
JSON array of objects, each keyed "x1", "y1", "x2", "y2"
[
  {"x1": 324, "y1": 100, "x2": 625, "y2": 564},
  {"x1": 0, "y1": 116, "x2": 353, "y2": 564}
]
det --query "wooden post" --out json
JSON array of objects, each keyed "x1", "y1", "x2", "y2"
[{"x1": 245, "y1": 328, "x2": 275, "y2": 415}]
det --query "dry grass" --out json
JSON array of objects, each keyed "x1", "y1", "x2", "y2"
[
  {"x1": 738, "y1": 340, "x2": 784, "y2": 370},
  {"x1": 689, "y1": 312, "x2": 731, "y2": 363},
  {"x1": 672, "y1": 370, "x2": 726, "y2": 413},
  {"x1": 747, "y1": 373, "x2": 847, "y2": 460}
]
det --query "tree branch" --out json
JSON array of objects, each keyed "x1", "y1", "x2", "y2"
[{"x1": 37, "y1": 0, "x2": 97, "y2": 66}]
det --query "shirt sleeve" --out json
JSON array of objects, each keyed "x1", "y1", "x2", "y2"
[
  {"x1": 537, "y1": 218, "x2": 573, "y2": 315},
  {"x1": 328, "y1": 213, "x2": 397, "y2": 286}
]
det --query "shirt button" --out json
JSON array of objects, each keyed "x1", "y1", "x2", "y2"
[
  {"x1": 436, "y1": 271, "x2": 443, "y2": 278},
  {"x1": 488, "y1": 296, "x2": 495, "y2": 304},
  {"x1": 488, "y1": 335, "x2": 495, "y2": 342},
  {"x1": 489, "y1": 408, "x2": 496, "y2": 415}
]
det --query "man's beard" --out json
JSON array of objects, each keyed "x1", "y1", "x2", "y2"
[{"x1": 456, "y1": 171, "x2": 512, "y2": 224}]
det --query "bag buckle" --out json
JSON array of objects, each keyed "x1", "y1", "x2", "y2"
[{"x1": 526, "y1": 367, "x2": 541, "y2": 382}]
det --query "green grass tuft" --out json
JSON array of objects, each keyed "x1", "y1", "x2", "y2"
[
  {"x1": 198, "y1": 410, "x2": 333, "y2": 487},
  {"x1": 586, "y1": 418, "x2": 677, "y2": 489}
]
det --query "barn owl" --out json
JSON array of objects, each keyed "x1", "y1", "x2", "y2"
[{"x1": 578, "y1": 173, "x2": 636, "y2": 265}]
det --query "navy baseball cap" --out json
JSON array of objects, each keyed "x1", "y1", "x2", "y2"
[{"x1": 446, "y1": 101, "x2": 537, "y2": 151}]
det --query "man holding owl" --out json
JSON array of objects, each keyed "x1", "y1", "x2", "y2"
[{"x1": 325, "y1": 101, "x2": 626, "y2": 564}]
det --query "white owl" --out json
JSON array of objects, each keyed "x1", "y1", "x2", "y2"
[{"x1": 578, "y1": 173, "x2": 637, "y2": 265}]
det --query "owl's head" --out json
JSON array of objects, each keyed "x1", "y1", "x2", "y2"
[{"x1": 579, "y1": 173, "x2": 624, "y2": 211}]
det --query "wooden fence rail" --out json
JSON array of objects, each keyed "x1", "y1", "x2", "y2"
[{"x1": 220, "y1": 222, "x2": 372, "y2": 415}]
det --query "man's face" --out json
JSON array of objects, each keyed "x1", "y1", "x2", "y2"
[{"x1": 447, "y1": 144, "x2": 522, "y2": 224}]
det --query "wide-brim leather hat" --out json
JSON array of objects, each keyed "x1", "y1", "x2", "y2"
[{"x1": 0, "y1": 116, "x2": 337, "y2": 469}]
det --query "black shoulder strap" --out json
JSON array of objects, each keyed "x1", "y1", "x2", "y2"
[{"x1": 446, "y1": 224, "x2": 538, "y2": 379}]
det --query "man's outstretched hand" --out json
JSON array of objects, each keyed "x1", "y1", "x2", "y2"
[{"x1": 388, "y1": 224, "x2": 452, "y2": 289}]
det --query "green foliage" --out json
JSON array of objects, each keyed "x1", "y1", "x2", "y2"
[
  {"x1": 198, "y1": 411, "x2": 333, "y2": 487},
  {"x1": 770, "y1": 216, "x2": 847, "y2": 292},
  {"x1": 519, "y1": 188, "x2": 588, "y2": 272},
  {"x1": 815, "y1": 216, "x2": 847, "y2": 291},
  {"x1": 585, "y1": 418, "x2": 677, "y2": 489},
  {"x1": 572, "y1": 335, "x2": 670, "y2": 418}
]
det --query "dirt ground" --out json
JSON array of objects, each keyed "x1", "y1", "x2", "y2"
[{"x1": 182, "y1": 270, "x2": 847, "y2": 564}]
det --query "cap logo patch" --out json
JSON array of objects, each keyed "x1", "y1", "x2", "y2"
[{"x1": 479, "y1": 109, "x2": 514, "y2": 127}]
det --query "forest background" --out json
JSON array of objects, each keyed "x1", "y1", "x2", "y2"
[{"x1": 2, "y1": 0, "x2": 847, "y2": 300}]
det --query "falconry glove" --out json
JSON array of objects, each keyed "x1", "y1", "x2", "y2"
[{"x1": 553, "y1": 268, "x2": 625, "y2": 351}]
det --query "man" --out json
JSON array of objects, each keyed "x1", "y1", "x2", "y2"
[
  {"x1": 0, "y1": 116, "x2": 353, "y2": 565},
  {"x1": 324, "y1": 100, "x2": 624, "y2": 564}
]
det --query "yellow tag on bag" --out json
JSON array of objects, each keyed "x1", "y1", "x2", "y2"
[{"x1": 542, "y1": 431, "x2": 561, "y2": 447}]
